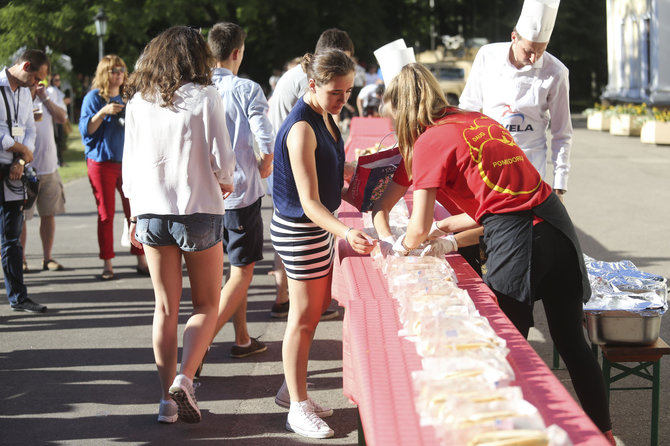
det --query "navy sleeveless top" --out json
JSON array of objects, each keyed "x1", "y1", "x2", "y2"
[{"x1": 272, "y1": 97, "x2": 344, "y2": 219}]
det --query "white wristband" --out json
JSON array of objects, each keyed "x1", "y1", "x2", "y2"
[
  {"x1": 429, "y1": 221, "x2": 448, "y2": 238},
  {"x1": 343, "y1": 227, "x2": 352, "y2": 243}
]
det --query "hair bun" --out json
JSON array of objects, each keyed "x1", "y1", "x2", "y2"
[{"x1": 300, "y1": 53, "x2": 313, "y2": 73}]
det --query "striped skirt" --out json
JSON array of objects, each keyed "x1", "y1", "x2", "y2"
[{"x1": 270, "y1": 212, "x2": 335, "y2": 281}]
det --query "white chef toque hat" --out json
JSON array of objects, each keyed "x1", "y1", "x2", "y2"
[
  {"x1": 515, "y1": 0, "x2": 560, "y2": 43},
  {"x1": 374, "y1": 39, "x2": 416, "y2": 85}
]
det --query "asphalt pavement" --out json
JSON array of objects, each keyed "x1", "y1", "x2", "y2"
[{"x1": 1, "y1": 115, "x2": 669, "y2": 445}]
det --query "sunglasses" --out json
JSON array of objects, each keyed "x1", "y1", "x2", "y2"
[{"x1": 109, "y1": 67, "x2": 126, "y2": 74}]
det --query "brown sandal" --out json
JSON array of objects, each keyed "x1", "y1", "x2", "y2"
[
  {"x1": 43, "y1": 259, "x2": 64, "y2": 271},
  {"x1": 101, "y1": 270, "x2": 114, "y2": 280}
]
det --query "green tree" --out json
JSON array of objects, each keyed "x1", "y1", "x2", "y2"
[{"x1": 0, "y1": 0, "x2": 607, "y2": 108}]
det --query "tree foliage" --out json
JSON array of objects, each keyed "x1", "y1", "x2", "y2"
[{"x1": 0, "y1": 0, "x2": 606, "y2": 107}]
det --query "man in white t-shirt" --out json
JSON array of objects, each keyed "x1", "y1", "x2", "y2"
[
  {"x1": 267, "y1": 28, "x2": 354, "y2": 320},
  {"x1": 47, "y1": 73, "x2": 70, "y2": 166},
  {"x1": 21, "y1": 74, "x2": 68, "y2": 273},
  {"x1": 356, "y1": 82, "x2": 384, "y2": 117}
]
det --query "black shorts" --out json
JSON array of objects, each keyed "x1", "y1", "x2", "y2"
[{"x1": 223, "y1": 198, "x2": 264, "y2": 267}]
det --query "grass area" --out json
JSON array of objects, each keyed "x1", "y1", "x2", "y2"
[{"x1": 59, "y1": 124, "x2": 88, "y2": 184}]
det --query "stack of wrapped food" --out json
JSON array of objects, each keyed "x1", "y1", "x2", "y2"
[
  {"x1": 363, "y1": 199, "x2": 571, "y2": 446},
  {"x1": 583, "y1": 255, "x2": 668, "y2": 345}
]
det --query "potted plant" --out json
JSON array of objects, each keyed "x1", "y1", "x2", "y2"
[
  {"x1": 640, "y1": 107, "x2": 670, "y2": 145},
  {"x1": 608, "y1": 103, "x2": 647, "y2": 136},
  {"x1": 584, "y1": 103, "x2": 611, "y2": 131}
]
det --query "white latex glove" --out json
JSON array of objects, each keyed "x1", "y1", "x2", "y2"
[
  {"x1": 419, "y1": 234, "x2": 457, "y2": 257},
  {"x1": 392, "y1": 233, "x2": 410, "y2": 256},
  {"x1": 378, "y1": 235, "x2": 396, "y2": 257},
  {"x1": 428, "y1": 221, "x2": 448, "y2": 239}
]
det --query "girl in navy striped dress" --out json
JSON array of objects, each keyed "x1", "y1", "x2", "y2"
[{"x1": 271, "y1": 49, "x2": 375, "y2": 438}]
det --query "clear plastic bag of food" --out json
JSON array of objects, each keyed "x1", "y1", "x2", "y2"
[
  {"x1": 417, "y1": 336, "x2": 507, "y2": 358},
  {"x1": 396, "y1": 287, "x2": 474, "y2": 313},
  {"x1": 401, "y1": 301, "x2": 477, "y2": 337},
  {"x1": 465, "y1": 427, "x2": 551, "y2": 446},
  {"x1": 436, "y1": 399, "x2": 545, "y2": 446},
  {"x1": 419, "y1": 355, "x2": 515, "y2": 387},
  {"x1": 382, "y1": 250, "x2": 458, "y2": 282},
  {"x1": 415, "y1": 381, "x2": 524, "y2": 427},
  {"x1": 416, "y1": 315, "x2": 506, "y2": 357}
]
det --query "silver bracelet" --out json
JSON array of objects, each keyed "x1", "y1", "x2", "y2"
[{"x1": 343, "y1": 227, "x2": 352, "y2": 243}]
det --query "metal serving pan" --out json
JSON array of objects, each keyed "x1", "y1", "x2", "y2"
[{"x1": 585, "y1": 310, "x2": 662, "y2": 345}]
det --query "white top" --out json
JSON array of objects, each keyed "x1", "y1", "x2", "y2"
[
  {"x1": 268, "y1": 64, "x2": 308, "y2": 132},
  {"x1": 358, "y1": 84, "x2": 380, "y2": 108},
  {"x1": 0, "y1": 69, "x2": 36, "y2": 160},
  {"x1": 32, "y1": 88, "x2": 66, "y2": 175},
  {"x1": 122, "y1": 83, "x2": 235, "y2": 216},
  {"x1": 354, "y1": 64, "x2": 366, "y2": 87},
  {"x1": 47, "y1": 85, "x2": 66, "y2": 104},
  {"x1": 0, "y1": 68, "x2": 36, "y2": 201},
  {"x1": 459, "y1": 42, "x2": 572, "y2": 190},
  {"x1": 211, "y1": 67, "x2": 274, "y2": 209}
]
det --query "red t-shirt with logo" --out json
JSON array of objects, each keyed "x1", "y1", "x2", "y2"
[
  {"x1": 410, "y1": 110, "x2": 552, "y2": 224},
  {"x1": 393, "y1": 159, "x2": 464, "y2": 216}
]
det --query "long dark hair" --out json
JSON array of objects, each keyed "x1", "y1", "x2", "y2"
[{"x1": 124, "y1": 26, "x2": 212, "y2": 106}]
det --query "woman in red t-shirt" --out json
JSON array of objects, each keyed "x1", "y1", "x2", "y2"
[{"x1": 373, "y1": 63, "x2": 613, "y2": 441}]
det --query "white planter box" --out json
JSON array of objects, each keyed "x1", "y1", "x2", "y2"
[
  {"x1": 587, "y1": 112, "x2": 610, "y2": 131},
  {"x1": 609, "y1": 114, "x2": 642, "y2": 136},
  {"x1": 640, "y1": 120, "x2": 670, "y2": 145}
]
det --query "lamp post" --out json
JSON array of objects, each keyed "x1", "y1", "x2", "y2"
[
  {"x1": 429, "y1": 0, "x2": 436, "y2": 51},
  {"x1": 93, "y1": 8, "x2": 108, "y2": 61}
]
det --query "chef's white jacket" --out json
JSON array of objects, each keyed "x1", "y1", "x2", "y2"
[{"x1": 459, "y1": 42, "x2": 572, "y2": 191}]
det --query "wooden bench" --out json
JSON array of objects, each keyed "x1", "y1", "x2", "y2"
[
  {"x1": 552, "y1": 338, "x2": 670, "y2": 445},
  {"x1": 600, "y1": 338, "x2": 670, "y2": 446}
]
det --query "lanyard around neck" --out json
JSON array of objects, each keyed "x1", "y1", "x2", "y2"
[
  {"x1": 1, "y1": 87, "x2": 14, "y2": 136},
  {"x1": 1, "y1": 85, "x2": 19, "y2": 125}
]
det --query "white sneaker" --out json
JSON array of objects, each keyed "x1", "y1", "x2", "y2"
[
  {"x1": 275, "y1": 381, "x2": 333, "y2": 417},
  {"x1": 157, "y1": 399, "x2": 177, "y2": 423},
  {"x1": 306, "y1": 398, "x2": 334, "y2": 418},
  {"x1": 286, "y1": 401, "x2": 334, "y2": 439},
  {"x1": 169, "y1": 374, "x2": 201, "y2": 423}
]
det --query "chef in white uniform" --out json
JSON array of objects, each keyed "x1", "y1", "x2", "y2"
[{"x1": 459, "y1": 0, "x2": 571, "y2": 200}]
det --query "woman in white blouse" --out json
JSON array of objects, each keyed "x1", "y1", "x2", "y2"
[{"x1": 122, "y1": 26, "x2": 235, "y2": 424}]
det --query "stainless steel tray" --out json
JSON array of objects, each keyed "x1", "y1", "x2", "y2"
[{"x1": 585, "y1": 310, "x2": 662, "y2": 345}]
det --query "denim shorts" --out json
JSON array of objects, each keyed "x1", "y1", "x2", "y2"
[{"x1": 134, "y1": 213, "x2": 225, "y2": 252}]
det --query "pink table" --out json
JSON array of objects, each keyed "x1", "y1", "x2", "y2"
[
  {"x1": 332, "y1": 201, "x2": 609, "y2": 446},
  {"x1": 344, "y1": 116, "x2": 395, "y2": 158}
]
